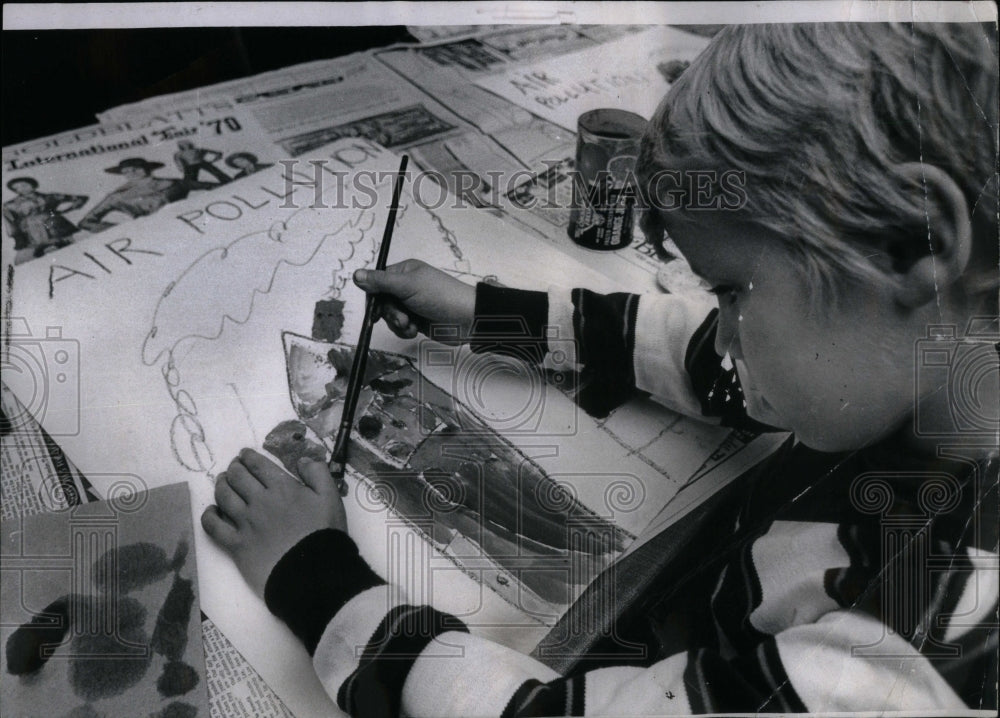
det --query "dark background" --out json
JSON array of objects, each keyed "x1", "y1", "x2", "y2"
[{"x1": 1, "y1": 27, "x2": 417, "y2": 146}]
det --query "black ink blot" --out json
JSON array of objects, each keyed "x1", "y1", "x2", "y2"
[
  {"x1": 151, "y1": 575, "x2": 195, "y2": 661},
  {"x1": 6, "y1": 595, "x2": 72, "y2": 675},
  {"x1": 369, "y1": 377, "x2": 412, "y2": 394},
  {"x1": 357, "y1": 414, "x2": 382, "y2": 440},
  {"x1": 156, "y1": 660, "x2": 200, "y2": 697},
  {"x1": 311, "y1": 299, "x2": 346, "y2": 342},
  {"x1": 69, "y1": 597, "x2": 150, "y2": 701},
  {"x1": 62, "y1": 704, "x2": 101, "y2": 718},
  {"x1": 155, "y1": 701, "x2": 198, "y2": 718},
  {"x1": 91, "y1": 542, "x2": 174, "y2": 594}
]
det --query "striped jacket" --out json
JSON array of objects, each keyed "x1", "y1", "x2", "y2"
[{"x1": 265, "y1": 284, "x2": 998, "y2": 716}]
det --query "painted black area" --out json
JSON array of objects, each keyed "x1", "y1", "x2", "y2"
[
  {"x1": 155, "y1": 701, "x2": 199, "y2": 718},
  {"x1": 5, "y1": 595, "x2": 72, "y2": 675},
  {"x1": 156, "y1": 660, "x2": 200, "y2": 698},
  {"x1": 91, "y1": 542, "x2": 174, "y2": 594},
  {"x1": 369, "y1": 377, "x2": 413, "y2": 394},
  {"x1": 170, "y1": 540, "x2": 190, "y2": 573},
  {"x1": 312, "y1": 298, "x2": 346, "y2": 342},
  {"x1": 62, "y1": 704, "x2": 101, "y2": 718},
  {"x1": 151, "y1": 575, "x2": 195, "y2": 661},
  {"x1": 357, "y1": 414, "x2": 383, "y2": 440},
  {"x1": 68, "y1": 597, "x2": 150, "y2": 701}
]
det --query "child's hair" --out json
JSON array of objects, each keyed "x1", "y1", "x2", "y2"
[{"x1": 637, "y1": 23, "x2": 999, "y2": 305}]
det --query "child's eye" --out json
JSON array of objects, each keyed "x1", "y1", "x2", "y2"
[{"x1": 709, "y1": 284, "x2": 739, "y2": 305}]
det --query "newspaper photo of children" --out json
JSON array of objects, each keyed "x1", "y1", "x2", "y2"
[
  {"x1": 78, "y1": 157, "x2": 191, "y2": 233},
  {"x1": 2, "y1": 177, "x2": 88, "y2": 263},
  {"x1": 173, "y1": 140, "x2": 231, "y2": 187},
  {"x1": 224, "y1": 151, "x2": 274, "y2": 180}
]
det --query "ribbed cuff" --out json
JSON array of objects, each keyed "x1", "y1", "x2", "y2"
[
  {"x1": 264, "y1": 529, "x2": 385, "y2": 655},
  {"x1": 470, "y1": 283, "x2": 549, "y2": 364}
]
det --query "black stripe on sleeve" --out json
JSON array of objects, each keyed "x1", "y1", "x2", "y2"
[
  {"x1": 264, "y1": 528, "x2": 385, "y2": 656},
  {"x1": 501, "y1": 675, "x2": 584, "y2": 717},
  {"x1": 337, "y1": 604, "x2": 469, "y2": 717},
  {"x1": 470, "y1": 283, "x2": 550, "y2": 364},
  {"x1": 570, "y1": 288, "x2": 641, "y2": 418}
]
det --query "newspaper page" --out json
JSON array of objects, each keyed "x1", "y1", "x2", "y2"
[
  {"x1": 2, "y1": 107, "x2": 281, "y2": 267},
  {"x1": 95, "y1": 29, "x2": 686, "y2": 291},
  {"x1": 406, "y1": 24, "x2": 506, "y2": 44},
  {"x1": 375, "y1": 26, "x2": 711, "y2": 291},
  {"x1": 475, "y1": 25, "x2": 711, "y2": 132},
  {"x1": 0, "y1": 378, "x2": 95, "y2": 520},
  {"x1": 95, "y1": 57, "x2": 349, "y2": 124},
  {"x1": 100, "y1": 52, "x2": 534, "y2": 231},
  {"x1": 202, "y1": 616, "x2": 295, "y2": 718}
]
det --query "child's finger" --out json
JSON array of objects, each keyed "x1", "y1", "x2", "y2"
[
  {"x1": 238, "y1": 448, "x2": 290, "y2": 487},
  {"x1": 224, "y1": 461, "x2": 263, "y2": 501},
  {"x1": 214, "y1": 477, "x2": 247, "y2": 524},
  {"x1": 297, "y1": 457, "x2": 335, "y2": 494},
  {"x1": 201, "y1": 506, "x2": 239, "y2": 547},
  {"x1": 381, "y1": 300, "x2": 418, "y2": 337}
]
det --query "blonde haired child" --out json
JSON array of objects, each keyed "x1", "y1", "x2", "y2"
[{"x1": 204, "y1": 23, "x2": 998, "y2": 715}]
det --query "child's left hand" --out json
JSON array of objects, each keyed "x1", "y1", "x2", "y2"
[{"x1": 201, "y1": 449, "x2": 347, "y2": 597}]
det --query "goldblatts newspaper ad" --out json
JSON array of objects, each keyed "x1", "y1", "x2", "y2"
[{"x1": 2, "y1": 108, "x2": 280, "y2": 266}]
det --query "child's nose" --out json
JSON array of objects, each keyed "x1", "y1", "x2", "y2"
[{"x1": 714, "y1": 308, "x2": 743, "y2": 360}]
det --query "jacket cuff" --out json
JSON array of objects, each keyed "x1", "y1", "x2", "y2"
[
  {"x1": 470, "y1": 283, "x2": 549, "y2": 364},
  {"x1": 264, "y1": 529, "x2": 385, "y2": 656}
]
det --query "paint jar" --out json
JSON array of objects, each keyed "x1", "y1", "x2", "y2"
[{"x1": 567, "y1": 109, "x2": 647, "y2": 250}]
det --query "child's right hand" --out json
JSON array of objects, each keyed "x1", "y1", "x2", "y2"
[{"x1": 353, "y1": 259, "x2": 475, "y2": 344}]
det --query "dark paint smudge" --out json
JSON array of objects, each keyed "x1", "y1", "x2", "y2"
[
  {"x1": 357, "y1": 414, "x2": 382, "y2": 440},
  {"x1": 155, "y1": 701, "x2": 199, "y2": 718},
  {"x1": 311, "y1": 298, "x2": 346, "y2": 342},
  {"x1": 369, "y1": 377, "x2": 413, "y2": 394},
  {"x1": 263, "y1": 420, "x2": 328, "y2": 474},
  {"x1": 92, "y1": 542, "x2": 175, "y2": 594},
  {"x1": 170, "y1": 540, "x2": 189, "y2": 572},
  {"x1": 69, "y1": 597, "x2": 150, "y2": 701},
  {"x1": 62, "y1": 704, "x2": 101, "y2": 718},
  {"x1": 156, "y1": 660, "x2": 200, "y2": 697},
  {"x1": 151, "y1": 575, "x2": 195, "y2": 661},
  {"x1": 6, "y1": 595, "x2": 73, "y2": 675}
]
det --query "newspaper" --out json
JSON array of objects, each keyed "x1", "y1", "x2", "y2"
[
  {"x1": 95, "y1": 57, "x2": 350, "y2": 124},
  {"x1": 376, "y1": 27, "x2": 707, "y2": 291},
  {"x1": 89, "y1": 29, "x2": 696, "y2": 291},
  {"x1": 203, "y1": 616, "x2": 295, "y2": 718},
  {"x1": 475, "y1": 25, "x2": 711, "y2": 132},
  {"x1": 2, "y1": 107, "x2": 280, "y2": 267},
  {"x1": 0, "y1": 377, "x2": 95, "y2": 519}
]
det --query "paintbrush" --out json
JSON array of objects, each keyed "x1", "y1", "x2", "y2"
[{"x1": 328, "y1": 154, "x2": 409, "y2": 493}]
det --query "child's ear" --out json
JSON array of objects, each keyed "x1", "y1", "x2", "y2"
[{"x1": 889, "y1": 162, "x2": 973, "y2": 308}]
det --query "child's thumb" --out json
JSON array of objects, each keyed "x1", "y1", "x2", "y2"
[{"x1": 354, "y1": 268, "x2": 405, "y2": 297}]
